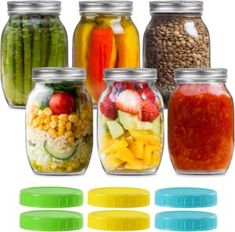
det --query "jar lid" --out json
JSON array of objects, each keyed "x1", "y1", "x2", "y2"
[
  {"x1": 20, "y1": 187, "x2": 83, "y2": 208},
  {"x1": 88, "y1": 187, "x2": 150, "y2": 208},
  {"x1": 20, "y1": 210, "x2": 83, "y2": 231},
  {"x1": 79, "y1": 1, "x2": 133, "y2": 14},
  {"x1": 150, "y1": 1, "x2": 203, "y2": 14},
  {"x1": 155, "y1": 187, "x2": 217, "y2": 208},
  {"x1": 104, "y1": 68, "x2": 157, "y2": 81},
  {"x1": 88, "y1": 210, "x2": 150, "y2": 231},
  {"x1": 33, "y1": 68, "x2": 86, "y2": 82},
  {"x1": 8, "y1": 1, "x2": 61, "y2": 15},
  {"x1": 155, "y1": 211, "x2": 217, "y2": 231},
  {"x1": 175, "y1": 68, "x2": 227, "y2": 83}
]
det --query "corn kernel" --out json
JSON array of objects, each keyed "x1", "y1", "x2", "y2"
[
  {"x1": 37, "y1": 109, "x2": 44, "y2": 117},
  {"x1": 65, "y1": 131, "x2": 73, "y2": 138},
  {"x1": 32, "y1": 120, "x2": 38, "y2": 127},
  {"x1": 44, "y1": 117, "x2": 50, "y2": 124},
  {"x1": 51, "y1": 115, "x2": 58, "y2": 122},
  {"x1": 66, "y1": 122, "x2": 72, "y2": 130},
  {"x1": 59, "y1": 114, "x2": 68, "y2": 122},
  {"x1": 74, "y1": 129, "x2": 82, "y2": 139},
  {"x1": 66, "y1": 165, "x2": 73, "y2": 172},
  {"x1": 43, "y1": 107, "x2": 53, "y2": 117},
  {"x1": 44, "y1": 124, "x2": 50, "y2": 131},
  {"x1": 37, "y1": 125, "x2": 44, "y2": 131},
  {"x1": 58, "y1": 128, "x2": 65, "y2": 136},
  {"x1": 58, "y1": 120, "x2": 66, "y2": 129},
  {"x1": 33, "y1": 107, "x2": 39, "y2": 115},
  {"x1": 80, "y1": 111, "x2": 87, "y2": 120},
  {"x1": 48, "y1": 128, "x2": 57, "y2": 138},
  {"x1": 69, "y1": 114, "x2": 78, "y2": 123},
  {"x1": 50, "y1": 163, "x2": 57, "y2": 170},
  {"x1": 67, "y1": 136, "x2": 75, "y2": 145},
  {"x1": 50, "y1": 121, "x2": 57, "y2": 129}
]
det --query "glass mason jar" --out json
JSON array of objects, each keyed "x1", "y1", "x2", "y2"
[
  {"x1": 143, "y1": 1, "x2": 210, "y2": 107},
  {"x1": 73, "y1": 1, "x2": 140, "y2": 105},
  {"x1": 98, "y1": 69, "x2": 164, "y2": 175},
  {"x1": 1, "y1": 1, "x2": 68, "y2": 108},
  {"x1": 168, "y1": 68, "x2": 234, "y2": 174},
  {"x1": 26, "y1": 68, "x2": 93, "y2": 175}
]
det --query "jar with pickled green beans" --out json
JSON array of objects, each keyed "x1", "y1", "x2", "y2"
[
  {"x1": 1, "y1": 1, "x2": 68, "y2": 108},
  {"x1": 73, "y1": 1, "x2": 140, "y2": 105},
  {"x1": 26, "y1": 68, "x2": 93, "y2": 175}
]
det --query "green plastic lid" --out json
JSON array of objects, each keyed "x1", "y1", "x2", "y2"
[
  {"x1": 20, "y1": 187, "x2": 83, "y2": 208},
  {"x1": 20, "y1": 210, "x2": 83, "y2": 231}
]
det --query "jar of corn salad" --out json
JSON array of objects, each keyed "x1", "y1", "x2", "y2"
[{"x1": 26, "y1": 68, "x2": 93, "y2": 175}]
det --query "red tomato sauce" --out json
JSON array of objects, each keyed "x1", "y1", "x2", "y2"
[{"x1": 168, "y1": 84, "x2": 234, "y2": 173}]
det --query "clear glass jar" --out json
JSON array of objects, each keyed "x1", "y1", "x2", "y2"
[
  {"x1": 1, "y1": 1, "x2": 68, "y2": 108},
  {"x1": 143, "y1": 1, "x2": 210, "y2": 107},
  {"x1": 168, "y1": 68, "x2": 234, "y2": 174},
  {"x1": 98, "y1": 69, "x2": 164, "y2": 175},
  {"x1": 73, "y1": 1, "x2": 140, "y2": 105},
  {"x1": 26, "y1": 68, "x2": 93, "y2": 175}
]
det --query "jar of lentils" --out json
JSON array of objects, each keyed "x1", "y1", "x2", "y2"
[{"x1": 143, "y1": 1, "x2": 210, "y2": 107}]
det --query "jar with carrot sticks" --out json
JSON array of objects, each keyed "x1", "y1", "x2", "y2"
[{"x1": 72, "y1": 1, "x2": 140, "y2": 105}]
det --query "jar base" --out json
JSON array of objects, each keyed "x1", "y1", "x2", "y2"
[
  {"x1": 7, "y1": 102, "x2": 26, "y2": 109},
  {"x1": 104, "y1": 168, "x2": 158, "y2": 176},
  {"x1": 175, "y1": 169, "x2": 227, "y2": 175},
  {"x1": 32, "y1": 169, "x2": 87, "y2": 176}
]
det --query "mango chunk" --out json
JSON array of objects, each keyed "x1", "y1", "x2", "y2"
[
  {"x1": 103, "y1": 139, "x2": 128, "y2": 155},
  {"x1": 129, "y1": 141, "x2": 144, "y2": 159},
  {"x1": 125, "y1": 159, "x2": 144, "y2": 170},
  {"x1": 114, "y1": 147, "x2": 135, "y2": 164},
  {"x1": 143, "y1": 145, "x2": 153, "y2": 166},
  {"x1": 104, "y1": 156, "x2": 124, "y2": 171}
]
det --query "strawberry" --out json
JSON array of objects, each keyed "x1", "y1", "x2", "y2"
[
  {"x1": 116, "y1": 90, "x2": 141, "y2": 115},
  {"x1": 122, "y1": 82, "x2": 136, "y2": 90},
  {"x1": 138, "y1": 87, "x2": 156, "y2": 103},
  {"x1": 100, "y1": 94, "x2": 118, "y2": 120},
  {"x1": 139, "y1": 100, "x2": 160, "y2": 122}
]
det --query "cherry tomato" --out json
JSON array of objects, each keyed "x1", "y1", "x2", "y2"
[{"x1": 49, "y1": 92, "x2": 75, "y2": 115}]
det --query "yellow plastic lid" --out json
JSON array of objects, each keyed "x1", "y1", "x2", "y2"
[
  {"x1": 88, "y1": 210, "x2": 150, "y2": 231},
  {"x1": 88, "y1": 187, "x2": 150, "y2": 208}
]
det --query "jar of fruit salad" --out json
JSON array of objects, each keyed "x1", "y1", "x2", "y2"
[
  {"x1": 73, "y1": 1, "x2": 140, "y2": 105},
  {"x1": 1, "y1": 1, "x2": 68, "y2": 108},
  {"x1": 168, "y1": 68, "x2": 234, "y2": 174},
  {"x1": 98, "y1": 69, "x2": 164, "y2": 175},
  {"x1": 26, "y1": 68, "x2": 93, "y2": 175}
]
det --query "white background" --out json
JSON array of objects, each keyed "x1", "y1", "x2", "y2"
[{"x1": 0, "y1": 0, "x2": 234, "y2": 231}]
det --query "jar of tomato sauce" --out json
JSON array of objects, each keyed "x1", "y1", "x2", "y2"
[{"x1": 168, "y1": 68, "x2": 234, "y2": 174}]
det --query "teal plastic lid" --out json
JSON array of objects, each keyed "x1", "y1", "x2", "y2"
[
  {"x1": 20, "y1": 210, "x2": 83, "y2": 231},
  {"x1": 155, "y1": 187, "x2": 217, "y2": 208},
  {"x1": 20, "y1": 187, "x2": 83, "y2": 208},
  {"x1": 155, "y1": 211, "x2": 217, "y2": 231}
]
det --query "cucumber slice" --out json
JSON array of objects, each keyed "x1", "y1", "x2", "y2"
[{"x1": 44, "y1": 141, "x2": 78, "y2": 160}]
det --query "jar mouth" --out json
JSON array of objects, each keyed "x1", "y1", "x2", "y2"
[
  {"x1": 7, "y1": 1, "x2": 61, "y2": 15},
  {"x1": 174, "y1": 68, "x2": 227, "y2": 83},
  {"x1": 150, "y1": 1, "x2": 203, "y2": 14},
  {"x1": 79, "y1": 1, "x2": 133, "y2": 14},
  {"x1": 32, "y1": 68, "x2": 86, "y2": 82},
  {"x1": 104, "y1": 68, "x2": 157, "y2": 82}
]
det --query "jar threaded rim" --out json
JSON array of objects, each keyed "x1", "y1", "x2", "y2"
[
  {"x1": 8, "y1": 1, "x2": 61, "y2": 15},
  {"x1": 175, "y1": 68, "x2": 227, "y2": 83}
]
